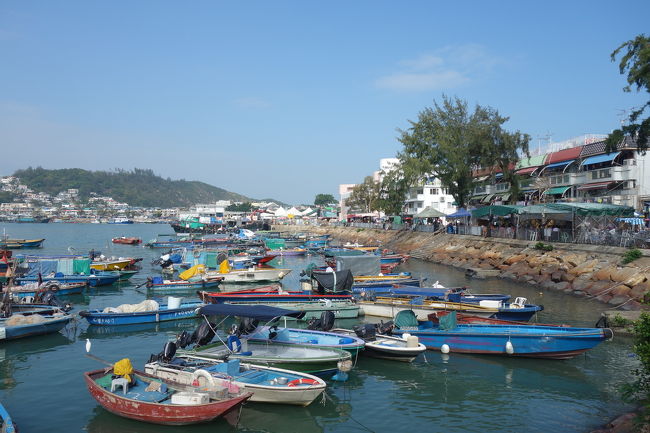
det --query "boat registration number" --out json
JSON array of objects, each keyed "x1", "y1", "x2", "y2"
[{"x1": 0, "y1": 327, "x2": 5, "y2": 340}]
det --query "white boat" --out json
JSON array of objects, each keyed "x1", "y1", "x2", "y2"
[
  {"x1": 145, "y1": 355, "x2": 326, "y2": 406},
  {"x1": 206, "y1": 268, "x2": 292, "y2": 283},
  {"x1": 331, "y1": 327, "x2": 426, "y2": 362}
]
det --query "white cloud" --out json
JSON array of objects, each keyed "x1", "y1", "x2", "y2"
[
  {"x1": 376, "y1": 44, "x2": 499, "y2": 92},
  {"x1": 234, "y1": 97, "x2": 271, "y2": 109}
]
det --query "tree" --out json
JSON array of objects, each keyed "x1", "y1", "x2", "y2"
[
  {"x1": 314, "y1": 194, "x2": 336, "y2": 206},
  {"x1": 622, "y1": 313, "x2": 650, "y2": 405},
  {"x1": 376, "y1": 162, "x2": 416, "y2": 216},
  {"x1": 607, "y1": 34, "x2": 650, "y2": 152},
  {"x1": 226, "y1": 202, "x2": 253, "y2": 212},
  {"x1": 346, "y1": 176, "x2": 380, "y2": 213},
  {"x1": 398, "y1": 96, "x2": 529, "y2": 208}
]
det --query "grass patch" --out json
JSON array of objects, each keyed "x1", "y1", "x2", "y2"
[
  {"x1": 533, "y1": 242, "x2": 554, "y2": 252},
  {"x1": 623, "y1": 248, "x2": 643, "y2": 264}
]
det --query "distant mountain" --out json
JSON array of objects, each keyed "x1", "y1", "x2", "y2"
[{"x1": 13, "y1": 167, "x2": 277, "y2": 208}]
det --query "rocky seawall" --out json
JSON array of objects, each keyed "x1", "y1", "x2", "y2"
[{"x1": 280, "y1": 225, "x2": 650, "y2": 311}]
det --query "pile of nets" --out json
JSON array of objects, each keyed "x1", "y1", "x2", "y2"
[
  {"x1": 103, "y1": 299, "x2": 159, "y2": 314},
  {"x1": 5, "y1": 314, "x2": 47, "y2": 326}
]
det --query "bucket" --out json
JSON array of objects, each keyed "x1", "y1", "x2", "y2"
[{"x1": 168, "y1": 296, "x2": 182, "y2": 309}]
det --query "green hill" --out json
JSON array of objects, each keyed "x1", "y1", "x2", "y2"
[{"x1": 13, "y1": 167, "x2": 264, "y2": 208}]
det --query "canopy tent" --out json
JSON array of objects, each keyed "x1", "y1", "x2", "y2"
[
  {"x1": 616, "y1": 217, "x2": 645, "y2": 225},
  {"x1": 415, "y1": 206, "x2": 447, "y2": 218},
  {"x1": 199, "y1": 304, "x2": 305, "y2": 320},
  {"x1": 545, "y1": 202, "x2": 634, "y2": 216},
  {"x1": 273, "y1": 207, "x2": 288, "y2": 217},
  {"x1": 447, "y1": 208, "x2": 472, "y2": 218},
  {"x1": 471, "y1": 205, "x2": 521, "y2": 219}
]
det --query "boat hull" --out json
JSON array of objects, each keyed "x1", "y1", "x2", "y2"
[
  {"x1": 1, "y1": 314, "x2": 72, "y2": 340},
  {"x1": 207, "y1": 269, "x2": 291, "y2": 283},
  {"x1": 84, "y1": 369, "x2": 251, "y2": 425},
  {"x1": 79, "y1": 302, "x2": 203, "y2": 325},
  {"x1": 148, "y1": 279, "x2": 222, "y2": 292}
]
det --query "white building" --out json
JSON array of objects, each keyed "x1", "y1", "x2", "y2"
[{"x1": 404, "y1": 175, "x2": 457, "y2": 216}]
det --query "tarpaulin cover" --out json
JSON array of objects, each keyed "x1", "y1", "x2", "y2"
[
  {"x1": 57, "y1": 258, "x2": 74, "y2": 275},
  {"x1": 545, "y1": 202, "x2": 634, "y2": 216},
  {"x1": 395, "y1": 310, "x2": 419, "y2": 329},
  {"x1": 204, "y1": 253, "x2": 218, "y2": 269},
  {"x1": 336, "y1": 255, "x2": 380, "y2": 276},
  {"x1": 471, "y1": 205, "x2": 521, "y2": 218},
  {"x1": 311, "y1": 269, "x2": 354, "y2": 293},
  {"x1": 73, "y1": 259, "x2": 91, "y2": 275},
  {"x1": 199, "y1": 303, "x2": 305, "y2": 319},
  {"x1": 26, "y1": 260, "x2": 57, "y2": 277},
  {"x1": 179, "y1": 264, "x2": 205, "y2": 281}
]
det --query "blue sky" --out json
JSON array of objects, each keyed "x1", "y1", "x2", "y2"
[{"x1": 1, "y1": 1, "x2": 648, "y2": 204}]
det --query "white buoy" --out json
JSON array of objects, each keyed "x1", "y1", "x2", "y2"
[
  {"x1": 441, "y1": 354, "x2": 450, "y2": 363},
  {"x1": 505, "y1": 341, "x2": 514, "y2": 354},
  {"x1": 441, "y1": 344, "x2": 450, "y2": 354},
  {"x1": 86, "y1": 338, "x2": 92, "y2": 353}
]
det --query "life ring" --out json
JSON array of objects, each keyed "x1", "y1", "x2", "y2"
[
  {"x1": 227, "y1": 335, "x2": 242, "y2": 352},
  {"x1": 191, "y1": 369, "x2": 216, "y2": 387},
  {"x1": 287, "y1": 378, "x2": 319, "y2": 387}
]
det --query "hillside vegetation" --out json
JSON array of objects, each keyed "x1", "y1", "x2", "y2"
[{"x1": 13, "y1": 167, "x2": 254, "y2": 208}]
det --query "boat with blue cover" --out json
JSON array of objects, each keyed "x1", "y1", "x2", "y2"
[
  {"x1": 355, "y1": 283, "x2": 511, "y2": 304},
  {"x1": 0, "y1": 401, "x2": 16, "y2": 432},
  {"x1": 79, "y1": 299, "x2": 204, "y2": 325},
  {"x1": 15, "y1": 271, "x2": 120, "y2": 287},
  {"x1": 145, "y1": 355, "x2": 326, "y2": 406},
  {"x1": 176, "y1": 304, "x2": 353, "y2": 378},
  {"x1": 391, "y1": 310, "x2": 612, "y2": 359},
  {"x1": 245, "y1": 325, "x2": 365, "y2": 356}
]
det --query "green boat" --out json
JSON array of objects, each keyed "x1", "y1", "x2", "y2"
[{"x1": 117, "y1": 270, "x2": 138, "y2": 280}]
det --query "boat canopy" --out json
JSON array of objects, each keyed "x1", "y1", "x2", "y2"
[
  {"x1": 311, "y1": 269, "x2": 354, "y2": 293},
  {"x1": 199, "y1": 304, "x2": 305, "y2": 320}
]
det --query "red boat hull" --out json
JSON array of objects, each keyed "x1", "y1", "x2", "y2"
[
  {"x1": 111, "y1": 237, "x2": 142, "y2": 245},
  {"x1": 84, "y1": 369, "x2": 251, "y2": 425}
]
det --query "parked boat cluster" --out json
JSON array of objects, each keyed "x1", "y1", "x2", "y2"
[{"x1": 0, "y1": 229, "x2": 615, "y2": 427}]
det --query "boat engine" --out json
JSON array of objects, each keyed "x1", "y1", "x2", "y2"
[
  {"x1": 238, "y1": 317, "x2": 259, "y2": 335},
  {"x1": 353, "y1": 324, "x2": 376, "y2": 339},
  {"x1": 376, "y1": 320, "x2": 395, "y2": 335},
  {"x1": 192, "y1": 321, "x2": 216, "y2": 347},
  {"x1": 36, "y1": 289, "x2": 72, "y2": 312},
  {"x1": 148, "y1": 341, "x2": 177, "y2": 363},
  {"x1": 307, "y1": 311, "x2": 335, "y2": 331}
]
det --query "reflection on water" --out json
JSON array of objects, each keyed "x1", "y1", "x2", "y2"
[{"x1": 0, "y1": 224, "x2": 640, "y2": 433}]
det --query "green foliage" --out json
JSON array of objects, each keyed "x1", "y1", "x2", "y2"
[
  {"x1": 611, "y1": 313, "x2": 633, "y2": 328},
  {"x1": 622, "y1": 313, "x2": 650, "y2": 403},
  {"x1": 13, "y1": 167, "x2": 253, "y2": 208},
  {"x1": 346, "y1": 176, "x2": 380, "y2": 213},
  {"x1": 314, "y1": 194, "x2": 336, "y2": 206},
  {"x1": 0, "y1": 191, "x2": 16, "y2": 203},
  {"x1": 398, "y1": 95, "x2": 529, "y2": 208},
  {"x1": 533, "y1": 242, "x2": 554, "y2": 251},
  {"x1": 607, "y1": 34, "x2": 650, "y2": 152},
  {"x1": 226, "y1": 202, "x2": 253, "y2": 212},
  {"x1": 376, "y1": 163, "x2": 413, "y2": 216},
  {"x1": 623, "y1": 248, "x2": 643, "y2": 264}
]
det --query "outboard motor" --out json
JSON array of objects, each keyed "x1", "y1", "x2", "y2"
[
  {"x1": 307, "y1": 311, "x2": 335, "y2": 331},
  {"x1": 37, "y1": 290, "x2": 72, "y2": 312},
  {"x1": 353, "y1": 324, "x2": 376, "y2": 340},
  {"x1": 376, "y1": 320, "x2": 395, "y2": 335},
  {"x1": 192, "y1": 321, "x2": 216, "y2": 347},
  {"x1": 238, "y1": 317, "x2": 259, "y2": 335},
  {"x1": 176, "y1": 330, "x2": 192, "y2": 349},
  {"x1": 148, "y1": 341, "x2": 177, "y2": 364}
]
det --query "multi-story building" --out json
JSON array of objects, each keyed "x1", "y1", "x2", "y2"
[
  {"x1": 403, "y1": 176, "x2": 458, "y2": 216},
  {"x1": 470, "y1": 135, "x2": 650, "y2": 211}
]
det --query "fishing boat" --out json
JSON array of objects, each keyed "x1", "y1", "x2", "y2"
[
  {"x1": 0, "y1": 238, "x2": 45, "y2": 249},
  {"x1": 83, "y1": 364, "x2": 252, "y2": 425},
  {"x1": 199, "y1": 288, "x2": 353, "y2": 304},
  {"x1": 391, "y1": 310, "x2": 613, "y2": 359},
  {"x1": 330, "y1": 327, "x2": 426, "y2": 362},
  {"x1": 0, "y1": 304, "x2": 72, "y2": 340},
  {"x1": 145, "y1": 355, "x2": 326, "y2": 406},
  {"x1": 145, "y1": 276, "x2": 223, "y2": 292},
  {"x1": 117, "y1": 270, "x2": 138, "y2": 280},
  {"x1": 111, "y1": 237, "x2": 142, "y2": 245},
  {"x1": 15, "y1": 271, "x2": 120, "y2": 287},
  {"x1": 357, "y1": 295, "x2": 542, "y2": 322},
  {"x1": 205, "y1": 267, "x2": 292, "y2": 283},
  {"x1": 356, "y1": 284, "x2": 511, "y2": 304},
  {"x1": 0, "y1": 401, "x2": 16, "y2": 433},
  {"x1": 107, "y1": 217, "x2": 134, "y2": 224},
  {"x1": 79, "y1": 298, "x2": 203, "y2": 326},
  {"x1": 245, "y1": 325, "x2": 365, "y2": 355},
  {"x1": 264, "y1": 248, "x2": 307, "y2": 257},
  {"x1": 4, "y1": 281, "x2": 86, "y2": 299},
  {"x1": 176, "y1": 304, "x2": 353, "y2": 378},
  {"x1": 90, "y1": 258, "x2": 137, "y2": 271}
]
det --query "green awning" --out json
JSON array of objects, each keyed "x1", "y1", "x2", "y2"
[
  {"x1": 499, "y1": 193, "x2": 511, "y2": 201},
  {"x1": 481, "y1": 194, "x2": 494, "y2": 203},
  {"x1": 472, "y1": 205, "x2": 522, "y2": 218},
  {"x1": 543, "y1": 186, "x2": 571, "y2": 196}
]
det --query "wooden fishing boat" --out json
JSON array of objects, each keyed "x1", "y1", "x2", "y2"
[
  {"x1": 428, "y1": 311, "x2": 568, "y2": 327},
  {"x1": 356, "y1": 285, "x2": 511, "y2": 304},
  {"x1": 79, "y1": 300, "x2": 203, "y2": 325},
  {"x1": 0, "y1": 401, "x2": 16, "y2": 433},
  {"x1": 217, "y1": 300, "x2": 360, "y2": 321},
  {"x1": 111, "y1": 237, "x2": 142, "y2": 245},
  {"x1": 145, "y1": 356, "x2": 326, "y2": 406},
  {"x1": 0, "y1": 238, "x2": 45, "y2": 249},
  {"x1": 90, "y1": 258, "x2": 135, "y2": 271},
  {"x1": 83, "y1": 367, "x2": 252, "y2": 425},
  {"x1": 391, "y1": 310, "x2": 612, "y2": 359},
  {"x1": 4, "y1": 281, "x2": 86, "y2": 299},
  {"x1": 15, "y1": 272, "x2": 120, "y2": 287},
  {"x1": 0, "y1": 305, "x2": 72, "y2": 340},
  {"x1": 145, "y1": 277, "x2": 223, "y2": 292},
  {"x1": 264, "y1": 248, "x2": 307, "y2": 257},
  {"x1": 199, "y1": 288, "x2": 353, "y2": 303},
  {"x1": 331, "y1": 327, "x2": 426, "y2": 362},
  {"x1": 357, "y1": 295, "x2": 543, "y2": 322},
  {"x1": 117, "y1": 270, "x2": 138, "y2": 280}
]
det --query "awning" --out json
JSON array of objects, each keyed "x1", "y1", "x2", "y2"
[
  {"x1": 499, "y1": 193, "x2": 511, "y2": 201},
  {"x1": 515, "y1": 166, "x2": 538, "y2": 176},
  {"x1": 543, "y1": 160, "x2": 575, "y2": 171},
  {"x1": 495, "y1": 173, "x2": 503, "y2": 179},
  {"x1": 481, "y1": 194, "x2": 494, "y2": 203},
  {"x1": 475, "y1": 175, "x2": 489, "y2": 182},
  {"x1": 580, "y1": 152, "x2": 621, "y2": 166},
  {"x1": 543, "y1": 186, "x2": 571, "y2": 196},
  {"x1": 577, "y1": 181, "x2": 615, "y2": 191}
]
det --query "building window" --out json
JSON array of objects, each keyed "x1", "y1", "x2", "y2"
[
  {"x1": 440, "y1": 197, "x2": 445, "y2": 202},
  {"x1": 416, "y1": 188, "x2": 423, "y2": 195},
  {"x1": 429, "y1": 188, "x2": 438, "y2": 195}
]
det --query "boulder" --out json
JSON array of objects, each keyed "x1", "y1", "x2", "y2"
[
  {"x1": 554, "y1": 281, "x2": 570, "y2": 291},
  {"x1": 568, "y1": 259, "x2": 598, "y2": 276},
  {"x1": 594, "y1": 266, "x2": 616, "y2": 282},
  {"x1": 504, "y1": 254, "x2": 526, "y2": 265},
  {"x1": 587, "y1": 281, "x2": 612, "y2": 296},
  {"x1": 608, "y1": 295, "x2": 631, "y2": 306}
]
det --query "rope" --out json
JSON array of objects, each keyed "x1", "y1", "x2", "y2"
[{"x1": 321, "y1": 392, "x2": 375, "y2": 432}]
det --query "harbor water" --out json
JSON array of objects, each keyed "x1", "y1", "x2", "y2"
[{"x1": 0, "y1": 223, "x2": 638, "y2": 432}]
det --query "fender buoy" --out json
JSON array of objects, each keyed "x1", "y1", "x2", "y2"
[
  {"x1": 191, "y1": 369, "x2": 216, "y2": 387},
  {"x1": 286, "y1": 378, "x2": 320, "y2": 387},
  {"x1": 227, "y1": 335, "x2": 242, "y2": 353}
]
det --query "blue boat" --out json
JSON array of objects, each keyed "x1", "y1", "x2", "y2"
[
  {"x1": 355, "y1": 285, "x2": 511, "y2": 304},
  {"x1": 0, "y1": 306, "x2": 72, "y2": 341},
  {"x1": 7, "y1": 281, "x2": 87, "y2": 299},
  {"x1": 0, "y1": 401, "x2": 16, "y2": 433},
  {"x1": 145, "y1": 276, "x2": 222, "y2": 292},
  {"x1": 391, "y1": 310, "x2": 613, "y2": 359},
  {"x1": 16, "y1": 271, "x2": 120, "y2": 287},
  {"x1": 245, "y1": 325, "x2": 365, "y2": 356},
  {"x1": 79, "y1": 300, "x2": 204, "y2": 325}
]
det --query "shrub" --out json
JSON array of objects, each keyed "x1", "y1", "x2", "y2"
[
  {"x1": 623, "y1": 249, "x2": 643, "y2": 264},
  {"x1": 533, "y1": 242, "x2": 554, "y2": 252}
]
